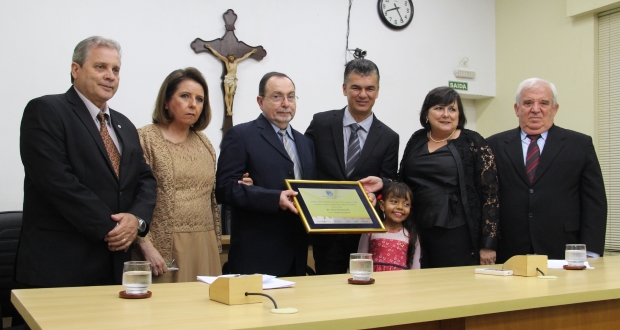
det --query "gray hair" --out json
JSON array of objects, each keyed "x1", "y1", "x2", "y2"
[
  {"x1": 515, "y1": 78, "x2": 558, "y2": 107},
  {"x1": 71, "y1": 36, "x2": 122, "y2": 83},
  {"x1": 343, "y1": 58, "x2": 380, "y2": 85}
]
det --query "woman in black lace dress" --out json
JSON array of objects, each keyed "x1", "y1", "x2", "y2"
[{"x1": 362, "y1": 87, "x2": 499, "y2": 268}]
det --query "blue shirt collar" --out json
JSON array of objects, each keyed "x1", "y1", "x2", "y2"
[
  {"x1": 262, "y1": 113, "x2": 294, "y2": 140},
  {"x1": 343, "y1": 106, "x2": 373, "y2": 131}
]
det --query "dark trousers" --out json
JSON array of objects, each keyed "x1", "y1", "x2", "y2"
[
  {"x1": 311, "y1": 234, "x2": 361, "y2": 275},
  {"x1": 419, "y1": 224, "x2": 479, "y2": 268}
]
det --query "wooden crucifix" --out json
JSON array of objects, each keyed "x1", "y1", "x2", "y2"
[{"x1": 191, "y1": 9, "x2": 267, "y2": 138}]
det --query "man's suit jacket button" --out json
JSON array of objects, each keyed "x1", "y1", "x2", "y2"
[
  {"x1": 119, "y1": 191, "x2": 123, "y2": 196},
  {"x1": 289, "y1": 171, "x2": 293, "y2": 175},
  {"x1": 529, "y1": 213, "x2": 533, "y2": 218},
  {"x1": 529, "y1": 189, "x2": 534, "y2": 194}
]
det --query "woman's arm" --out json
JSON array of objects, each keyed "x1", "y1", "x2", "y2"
[
  {"x1": 138, "y1": 240, "x2": 168, "y2": 276},
  {"x1": 410, "y1": 237, "x2": 421, "y2": 269},
  {"x1": 476, "y1": 139, "x2": 500, "y2": 252},
  {"x1": 357, "y1": 234, "x2": 371, "y2": 253}
]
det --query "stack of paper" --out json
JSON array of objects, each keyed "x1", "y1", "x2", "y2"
[{"x1": 197, "y1": 274, "x2": 295, "y2": 289}]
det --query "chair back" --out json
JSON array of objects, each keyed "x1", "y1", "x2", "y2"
[{"x1": 0, "y1": 211, "x2": 23, "y2": 321}]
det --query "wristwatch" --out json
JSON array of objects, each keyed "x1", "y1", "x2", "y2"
[{"x1": 137, "y1": 217, "x2": 146, "y2": 233}]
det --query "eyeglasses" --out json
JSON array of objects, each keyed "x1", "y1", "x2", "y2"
[{"x1": 268, "y1": 93, "x2": 298, "y2": 103}]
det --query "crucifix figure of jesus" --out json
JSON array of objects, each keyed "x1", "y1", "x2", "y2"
[
  {"x1": 205, "y1": 45, "x2": 256, "y2": 116},
  {"x1": 191, "y1": 9, "x2": 267, "y2": 138}
]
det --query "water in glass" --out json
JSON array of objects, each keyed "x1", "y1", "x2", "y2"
[
  {"x1": 350, "y1": 253, "x2": 373, "y2": 281},
  {"x1": 122, "y1": 261, "x2": 152, "y2": 294},
  {"x1": 565, "y1": 244, "x2": 587, "y2": 267}
]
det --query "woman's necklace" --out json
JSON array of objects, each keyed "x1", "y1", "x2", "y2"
[{"x1": 428, "y1": 129, "x2": 456, "y2": 143}]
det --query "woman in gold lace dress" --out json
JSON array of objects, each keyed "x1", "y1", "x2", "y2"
[{"x1": 133, "y1": 67, "x2": 221, "y2": 282}]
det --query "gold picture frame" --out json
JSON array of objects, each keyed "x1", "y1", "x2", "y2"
[{"x1": 285, "y1": 180, "x2": 386, "y2": 234}]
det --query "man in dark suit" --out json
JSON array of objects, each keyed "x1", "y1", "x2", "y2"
[
  {"x1": 216, "y1": 72, "x2": 316, "y2": 277},
  {"x1": 17, "y1": 36, "x2": 156, "y2": 288},
  {"x1": 487, "y1": 78, "x2": 606, "y2": 263},
  {"x1": 305, "y1": 59, "x2": 399, "y2": 275}
]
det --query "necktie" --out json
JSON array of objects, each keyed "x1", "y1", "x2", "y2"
[
  {"x1": 278, "y1": 129, "x2": 302, "y2": 179},
  {"x1": 98, "y1": 112, "x2": 121, "y2": 178},
  {"x1": 346, "y1": 124, "x2": 362, "y2": 178},
  {"x1": 525, "y1": 134, "x2": 541, "y2": 184}
]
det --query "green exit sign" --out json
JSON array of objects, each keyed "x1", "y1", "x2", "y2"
[{"x1": 449, "y1": 81, "x2": 468, "y2": 91}]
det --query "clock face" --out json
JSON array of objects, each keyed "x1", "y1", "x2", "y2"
[{"x1": 378, "y1": 0, "x2": 414, "y2": 29}]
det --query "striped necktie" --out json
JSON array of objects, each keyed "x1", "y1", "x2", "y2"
[
  {"x1": 525, "y1": 134, "x2": 541, "y2": 184},
  {"x1": 98, "y1": 112, "x2": 121, "y2": 178},
  {"x1": 278, "y1": 129, "x2": 302, "y2": 179},
  {"x1": 346, "y1": 124, "x2": 362, "y2": 178}
]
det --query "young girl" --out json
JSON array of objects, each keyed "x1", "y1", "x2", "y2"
[{"x1": 358, "y1": 182, "x2": 421, "y2": 270}]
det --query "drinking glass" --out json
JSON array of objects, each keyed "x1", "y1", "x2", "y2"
[
  {"x1": 350, "y1": 253, "x2": 373, "y2": 281},
  {"x1": 122, "y1": 261, "x2": 152, "y2": 294},
  {"x1": 565, "y1": 244, "x2": 587, "y2": 267},
  {"x1": 165, "y1": 259, "x2": 178, "y2": 271}
]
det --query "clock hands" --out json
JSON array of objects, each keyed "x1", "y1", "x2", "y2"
[
  {"x1": 393, "y1": 3, "x2": 403, "y2": 21},
  {"x1": 385, "y1": 3, "x2": 399, "y2": 13},
  {"x1": 379, "y1": 0, "x2": 413, "y2": 29},
  {"x1": 385, "y1": 3, "x2": 403, "y2": 21}
]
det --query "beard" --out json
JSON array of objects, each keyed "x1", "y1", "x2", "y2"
[{"x1": 273, "y1": 108, "x2": 294, "y2": 125}]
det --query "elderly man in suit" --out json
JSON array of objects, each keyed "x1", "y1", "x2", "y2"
[
  {"x1": 216, "y1": 72, "x2": 316, "y2": 277},
  {"x1": 305, "y1": 59, "x2": 399, "y2": 275},
  {"x1": 487, "y1": 78, "x2": 607, "y2": 263},
  {"x1": 17, "y1": 36, "x2": 156, "y2": 288}
]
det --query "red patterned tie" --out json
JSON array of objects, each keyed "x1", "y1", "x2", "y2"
[
  {"x1": 98, "y1": 112, "x2": 120, "y2": 178},
  {"x1": 525, "y1": 134, "x2": 541, "y2": 184}
]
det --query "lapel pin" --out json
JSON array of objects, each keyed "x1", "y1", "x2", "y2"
[{"x1": 117, "y1": 125, "x2": 121, "y2": 128}]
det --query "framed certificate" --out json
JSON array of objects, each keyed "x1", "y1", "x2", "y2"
[{"x1": 285, "y1": 180, "x2": 386, "y2": 234}]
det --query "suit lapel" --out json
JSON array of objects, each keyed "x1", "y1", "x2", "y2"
[
  {"x1": 66, "y1": 88, "x2": 118, "y2": 180},
  {"x1": 257, "y1": 115, "x2": 291, "y2": 161},
  {"x1": 533, "y1": 125, "x2": 564, "y2": 185},
  {"x1": 331, "y1": 109, "x2": 347, "y2": 175},
  {"x1": 504, "y1": 127, "x2": 529, "y2": 184},
  {"x1": 292, "y1": 129, "x2": 312, "y2": 177}
]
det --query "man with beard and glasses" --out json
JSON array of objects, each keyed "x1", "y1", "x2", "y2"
[{"x1": 216, "y1": 72, "x2": 316, "y2": 276}]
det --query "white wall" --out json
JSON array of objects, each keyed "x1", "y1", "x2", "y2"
[
  {"x1": 477, "y1": 0, "x2": 598, "y2": 141},
  {"x1": 0, "y1": 0, "x2": 495, "y2": 210}
]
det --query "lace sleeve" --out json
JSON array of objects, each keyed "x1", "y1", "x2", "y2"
[
  {"x1": 202, "y1": 132, "x2": 223, "y2": 254},
  {"x1": 476, "y1": 143, "x2": 500, "y2": 249},
  {"x1": 212, "y1": 189, "x2": 222, "y2": 253}
]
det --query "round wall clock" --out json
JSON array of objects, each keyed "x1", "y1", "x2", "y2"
[{"x1": 378, "y1": 0, "x2": 414, "y2": 30}]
